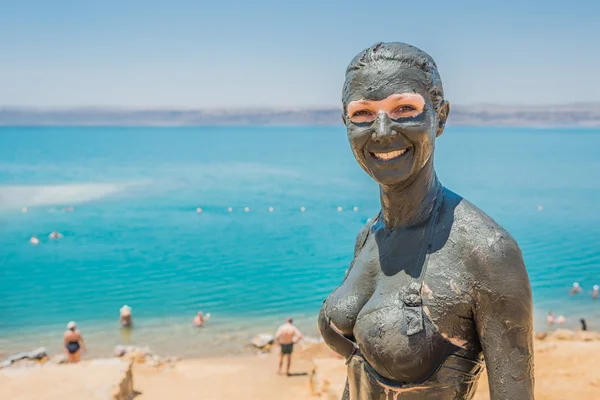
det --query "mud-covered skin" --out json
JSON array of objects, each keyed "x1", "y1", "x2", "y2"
[
  {"x1": 319, "y1": 42, "x2": 534, "y2": 400},
  {"x1": 323, "y1": 189, "x2": 533, "y2": 399}
]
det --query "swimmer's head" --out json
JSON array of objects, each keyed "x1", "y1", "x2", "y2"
[
  {"x1": 573, "y1": 282, "x2": 580, "y2": 288},
  {"x1": 287, "y1": 317, "x2": 293, "y2": 324},
  {"x1": 67, "y1": 321, "x2": 76, "y2": 331},
  {"x1": 594, "y1": 285, "x2": 599, "y2": 291}
]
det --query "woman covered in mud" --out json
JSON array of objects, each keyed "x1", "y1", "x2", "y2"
[{"x1": 318, "y1": 42, "x2": 534, "y2": 400}]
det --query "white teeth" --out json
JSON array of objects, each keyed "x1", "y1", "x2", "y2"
[{"x1": 373, "y1": 148, "x2": 408, "y2": 161}]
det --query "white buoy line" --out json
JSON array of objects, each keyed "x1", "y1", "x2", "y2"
[{"x1": 193, "y1": 205, "x2": 362, "y2": 213}]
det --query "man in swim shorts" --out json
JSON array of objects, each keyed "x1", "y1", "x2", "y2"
[{"x1": 275, "y1": 317, "x2": 303, "y2": 376}]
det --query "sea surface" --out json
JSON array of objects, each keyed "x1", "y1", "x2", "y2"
[{"x1": 1, "y1": 126, "x2": 599, "y2": 358}]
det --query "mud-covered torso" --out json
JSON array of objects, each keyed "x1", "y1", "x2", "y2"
[{"x1": 323, "y1": 190, "x2": 483, "y2": 385}]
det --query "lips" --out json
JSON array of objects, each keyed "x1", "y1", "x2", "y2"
[{"x1": 370, "y1": 148, "x2": 410, "y2": 162}]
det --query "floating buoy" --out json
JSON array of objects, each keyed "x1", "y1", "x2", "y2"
[
  {"x1": 337, "y1": 206, "x2": 343, "y2": 212},
  {"x1": 537, "y1": 205, "x2": 543, "y2": 211},
  {"x1": 244, "y1": 207, "x2": 250, "y2": 212},
  {"x1": 228, "y1": 207, "x2": 233, "y2": 213},
  {"x1": 196, "y1": 207, "x2": 203, "y2": 213},
  {"x1": 268, "y1": 207, "x2": 274, "y2": 212},
  {"x1": 353, "y1": 206, "x2": 359, "y2": 212},
  {"x1": 300, "y1": 206, "x2": 306, "y2": 212},
  {"x1": 21, "y1": 207, "x2": 27, "y2": 213}
]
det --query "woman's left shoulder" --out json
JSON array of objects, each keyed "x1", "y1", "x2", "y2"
[{"x1": 441, "y1": 188, "x2": 524, "y2": 274}]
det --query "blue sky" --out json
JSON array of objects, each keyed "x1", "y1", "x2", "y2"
[{"x1": 0, "y1": 0, "x2": 598, "y2": 108}]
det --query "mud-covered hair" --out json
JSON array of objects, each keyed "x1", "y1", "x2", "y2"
[{"x1": 342, "y1": 42, "x2": 445, "y2": 112}]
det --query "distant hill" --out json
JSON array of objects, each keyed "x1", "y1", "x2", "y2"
[{"x1": 1, "y1": 104, "x2": 599, "y2": 127}]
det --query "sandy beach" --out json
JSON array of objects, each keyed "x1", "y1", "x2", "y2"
[{"x1": 2, "y1": 329, "x2": 600, "y2": 399}]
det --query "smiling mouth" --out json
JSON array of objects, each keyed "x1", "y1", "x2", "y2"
[{"x1": 370, "y1": 148, "x2": 410, "y2": 161}]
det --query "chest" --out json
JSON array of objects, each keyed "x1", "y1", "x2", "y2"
[
  {"x1": 357, "y1": 230, "x2": 473, "y2": 318},
  {"x1": 325, "y1": 227, "x2": 477, "y2": 343}
]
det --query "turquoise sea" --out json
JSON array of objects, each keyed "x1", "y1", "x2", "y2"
[{"x1": 1, "y1": 126, "x2": 599, "y2": 358}]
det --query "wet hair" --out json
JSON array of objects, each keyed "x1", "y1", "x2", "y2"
[
  {"x1": 287, "y1": 317, "x2": 293, "y2": 324},
  {"x1": 342, "y1": 42, "x2": 445, "y2": 112}
]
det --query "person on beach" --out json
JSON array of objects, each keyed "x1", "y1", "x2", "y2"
[
  {"x1": 63, "y1": 321, "x2": 86, "y2": 363},
  {"x1": 193, "y1": 311, "x2": 210, "y2": 327},
  {"x1": 275, "y1": 318, "x2": 303, "y2": 376},
  {"x1": 580, "y1": 319, "x2": 588, "y2": 331},
  {"x1": 592, "y1": 285, "x2": 599, "y2": 300},
  {"x1": 570, "y1": 282, "x2": 582, "y2": 295},
  {"x1": 120, "y1": 305, "x2": 133, "y2": 327}
]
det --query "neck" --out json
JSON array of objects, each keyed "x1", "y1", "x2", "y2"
[{"x1": 379, "y1": 159, "x2": 440, "y2": 229}]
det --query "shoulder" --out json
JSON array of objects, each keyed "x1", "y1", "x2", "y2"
[
  {"x1": 441, "y1": 188, "x2": 529, "y2": 292},
  {"x1": 355, "y1": 216, "x2": 376, "y2": 243},
  {"x1": 349, "y1": 215, "x2": 377, "y2": 256}
]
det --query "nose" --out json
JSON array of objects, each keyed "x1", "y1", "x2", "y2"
[{"x1": 373, "y1": 111, "x2": 394, "y2": 139}]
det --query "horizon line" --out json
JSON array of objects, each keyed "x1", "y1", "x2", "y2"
[{"x1": 2, "y1": 102, "x2": 600, "y2": 111}]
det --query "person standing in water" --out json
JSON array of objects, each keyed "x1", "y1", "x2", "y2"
[
  {"x1": 275, "y1": 318, "x2": 303, "y2": 376},
  {"x1": 570, "y1": 282, "x2": 583, "y2": 295},
  {"x1": 547, "y1": 312, "x2": 555, "y2": 327},
  {"x1": 120, "y1": 305, "x2": 133, "y2": 327},
  {"x1": 193, "y1": 311, "x2": 210, "y2": 327},
  {"x1": 592, "y1": 285, "x2": 599, "y2": 300},
  {"x1": 63, "y1": 321, "x2": 86, "y2": 363}
]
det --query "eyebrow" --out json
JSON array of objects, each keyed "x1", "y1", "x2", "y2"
[{"x1": 350, "y1": 94, "x2": 421, "y2": 105}]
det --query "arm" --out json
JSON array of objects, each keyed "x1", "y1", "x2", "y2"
[
  {"x1": 275, "y1": 327, "x2": 282, "y2": 344},
  {"x1": 473, "y1": 234, "x2": 534, "y2": 400}
]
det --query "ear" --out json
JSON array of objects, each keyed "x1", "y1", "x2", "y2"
[{"x1": 436, "y1": 101, "x2": 450, "y2": 137}]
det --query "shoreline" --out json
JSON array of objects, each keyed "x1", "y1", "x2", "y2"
[
  {"x1": 0, "y1": 314, "x2": 325, "y2": 362},
  {"x1": 3, "y1": 326, "x2": 599, "y2": 367},
  {"x1": 2, "y1": 306, "x2": 596, "y2": 360}
]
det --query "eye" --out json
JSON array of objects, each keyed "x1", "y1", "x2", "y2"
[
  {"x1": 390, "y1": 104, "x2": 421, "y2": 119},
  {"x1": 349, "y1": 109, "x2": 376, "y2": 123},
  {"x1": 394, "y1": 105, "x2": 416, "y2": 113},
  {"x1": 351, "y1": 110, "x2": 373, "y2": 118}
]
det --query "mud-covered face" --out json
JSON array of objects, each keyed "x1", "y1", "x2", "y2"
[{"x1": 343, "y1": 64, "x2": 448, "y2": 186}]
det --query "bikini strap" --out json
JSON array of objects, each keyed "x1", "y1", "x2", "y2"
[
  {"x1": 343, "y1": 213, "x2": 381, "y2": 281},
  {"x1": 354, "y1": 212, "x2": 380, "y2": 257},
  {"x1": 403, "y1": 185, "x2": 445, "y2": 335},
  {"x1": 418, "y1": 185, "x2": 445, "y2": 286}
]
